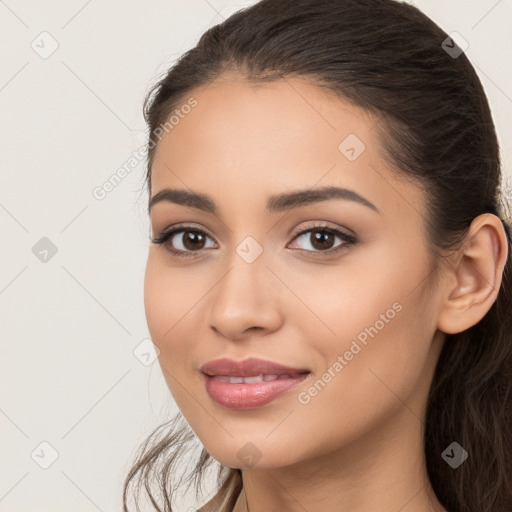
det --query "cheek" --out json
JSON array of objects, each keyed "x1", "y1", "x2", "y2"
[
  {"x1": 292, "y1": 247, "x2": 436, "y2": 427},
  {"x1": 291, "y1": 300, "x2": 434, "y2": 465},
  {"x1": 143, "y1": 256, "x2": 168, "y2": 346},
  {"x1": 143, "y1": 252, "x2": 219, "y2": 412},
  {"x1": 294, "y1": 237, "x2": 431, "y2": 373},
  {"x1": 143, "y1": 261, "x2": 196, "y2": 411},
  {"x1": 143, "y1": 254, "x2": 194, "y2": 362},
  {"x1": 282, "y1": 241, "x2": 414, "y2": 340}
]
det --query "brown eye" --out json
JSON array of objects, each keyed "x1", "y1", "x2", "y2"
[
  {"x1": 309, "y1": 229, "x2": 337, "y2": 250},
  {"x1": 178, "y1": 231, "x2": 207, "y2": 251},
  {"x1": 289, "y1": 225, "x2": 357, "y2": 254},
  {"x1": 152, "y1": 227, "x2": 216, "y2": 257}
]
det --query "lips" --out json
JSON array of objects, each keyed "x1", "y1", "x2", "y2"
[
  {"x1": 211, "y1": 374, "x2": 294, "y2": 384},
  {"x1": 200, "y1": 357, "x2": 311, "y2": 409},
  {"x1": 200, "y1": 357, "x2": 310, "y2": 378}
]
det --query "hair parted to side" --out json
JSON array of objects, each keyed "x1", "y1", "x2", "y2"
[{"x1": 124, "y1": 1, "x2": 512, "y2": 511}]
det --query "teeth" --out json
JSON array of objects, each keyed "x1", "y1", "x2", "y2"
[
  {"x1": 212, "y1": 374, "x2": 289, "y2": 384},
  {"x1": 213, "y1": 376, "x2": 231, "y2": 383},
  {"x1": 244, "y1": 374, "x2": 265, "y2": 383}
]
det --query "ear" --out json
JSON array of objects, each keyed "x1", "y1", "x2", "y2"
[{"x1": 437, "y1": 214, "x2": 509, "y2": 335}]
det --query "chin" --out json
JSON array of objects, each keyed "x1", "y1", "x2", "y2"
[{"x1": 203, "y1": 437, "x2": 301, "y2": 470}]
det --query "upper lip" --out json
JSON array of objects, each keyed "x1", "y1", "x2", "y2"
[{"x1": 201, "y1": 357, "x2": 310, "y2": 377}]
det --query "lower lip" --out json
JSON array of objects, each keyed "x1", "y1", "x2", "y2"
[{"x1": 202, "y1": 373, "x2": 309, "y2": 409}]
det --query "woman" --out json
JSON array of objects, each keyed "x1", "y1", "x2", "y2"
[{"x1": 123, "y1": 0, "x2": 512, "y2": 510}]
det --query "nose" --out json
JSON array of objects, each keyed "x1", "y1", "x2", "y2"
[{"x1": 206, "y1": 254, "x2": 284, "y2": 342}]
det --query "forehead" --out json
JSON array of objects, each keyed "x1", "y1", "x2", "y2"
[
  {"x1": 149, "y1": 77, "x2": 425, "y2": 223},
  {"x1": 153, "y1": 76, "x2": 377, "y2": 159}
]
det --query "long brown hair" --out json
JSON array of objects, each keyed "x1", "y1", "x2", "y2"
[{"x1": 124, "y1": 1, "x2": 512, "y2": 510}]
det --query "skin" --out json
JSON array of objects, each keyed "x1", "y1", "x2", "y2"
[{"x1": 144, "y1": 76, "x2": 508, "y2": 512}]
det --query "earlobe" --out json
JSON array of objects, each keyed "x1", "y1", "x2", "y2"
[{"x1": 437, "y1": 214, "x2": 508, "y2": 335}]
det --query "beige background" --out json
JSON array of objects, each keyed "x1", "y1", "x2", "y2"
[{"x1": 0, "y1": 0, "x2": 511, "y2": 511}]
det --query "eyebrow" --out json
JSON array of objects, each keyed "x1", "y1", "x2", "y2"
[{"x1": 148, "y1": 185, "x2": 379, "y2": 215}]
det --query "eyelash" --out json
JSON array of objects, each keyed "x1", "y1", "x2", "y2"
[{"x1": 151, "y1": 223, "x2": 357, "y2": 258}]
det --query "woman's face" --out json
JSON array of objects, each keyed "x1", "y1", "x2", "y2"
[{"x1": 145, "y1": 77, "x2": 447, "y2": 469}]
